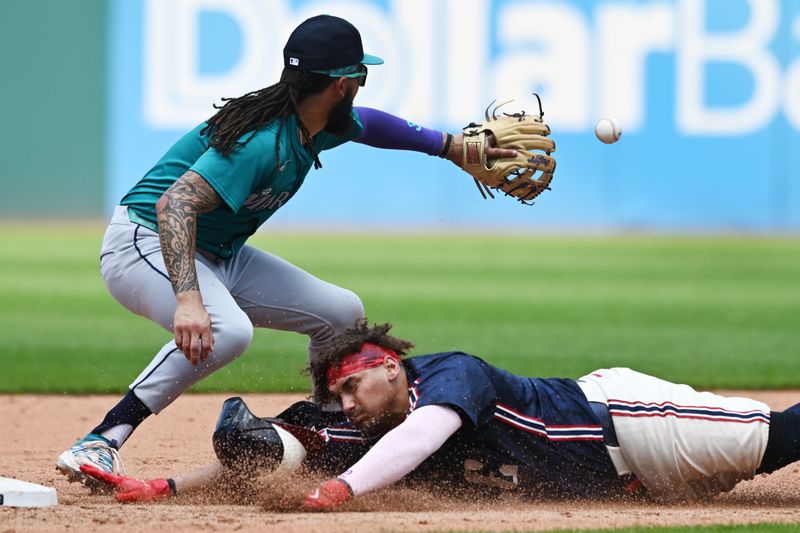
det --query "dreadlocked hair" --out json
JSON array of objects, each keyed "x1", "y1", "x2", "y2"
[
  {"x1": 201, "y1": 68, "x2": 334, "y2": 169},
  {"x1": 306, "y1": 319, "x2": 415, "y2": 401}
]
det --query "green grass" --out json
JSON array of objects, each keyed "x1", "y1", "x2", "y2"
[{"x1": 1, "y1": 225, "x2": 799, "y2": 393}]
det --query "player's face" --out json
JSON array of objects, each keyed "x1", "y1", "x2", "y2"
[{"x1": 331, "y1": 366, "x2": 402, "y2": 436}]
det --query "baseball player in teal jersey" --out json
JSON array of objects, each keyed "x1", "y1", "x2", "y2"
[{"x1": 56, "y1": 14, "x2": 519, "y2": 489}]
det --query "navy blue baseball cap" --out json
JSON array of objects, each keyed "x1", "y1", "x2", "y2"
[{"x1": 283, "y1": 15, "x2": 383, "y2": 72}]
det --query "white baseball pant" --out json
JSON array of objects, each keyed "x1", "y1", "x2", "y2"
[{"x1": 578, "y1": 367, "x2": 770, "y2": 501}]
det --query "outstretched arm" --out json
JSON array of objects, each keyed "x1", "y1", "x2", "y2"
[
  {"x1": 173, "y1": 461, "x2": 227, "y2": 493},
  {"x1": 303, "y1": 404, "x2": 463, "y2": 510},
  {"x1": 352, "y1": 107, "x2": 516, "y2": 164},
  {"x1": 353, "y1": 107, "x2": 445, "y2": 155},
  {"x1": 155, "y1": 170, "x2": 223, "y2": 365},
  {"x1": 81, "y1": 461, "x2": 226, "y2": 502}
]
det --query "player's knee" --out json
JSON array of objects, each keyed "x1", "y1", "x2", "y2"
[
  {"x1": 305, "y1": 289, "x2": 363, "y2": 347},
  {"x1": 327, "y1": 289, "x2": 365, "y2": 334},
  {"x1": 218, "y1": 318, "x2": 254, "y2": 357}
]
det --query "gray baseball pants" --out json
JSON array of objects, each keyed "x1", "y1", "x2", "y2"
[{"x1": 100, "y1": 206, "x2": 364, "y2": 413}]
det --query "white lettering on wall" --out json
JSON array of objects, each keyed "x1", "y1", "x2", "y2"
[
  {"x1": 597, "y1": 3, "x2": 675, "y2": 131},
  {"x1": 677, "y1": 0, "x2": 781, "y2": 134},
  {"x1": 784, "y1": 13, "x2": 800, "y2": 130},
  {"x1": 145, "y1": 0, "x2": 285, "y2": 128},
  {"x1": 443, "y1": 0, "x2": 489, "y2": 125},
  {"x1": 493, "y1": 2, "x2": 590, "y2": 130},
  {"x1": 142, "y1": 0, "x2": 799, "y2": 134}
]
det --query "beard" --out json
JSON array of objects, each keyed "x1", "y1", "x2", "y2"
[
  {"x1": 326, "y1": 86, "x2": 356, "y2": 136},
  {"x1": 352, "y1": 409, "x2": 403, "y2": 438}
]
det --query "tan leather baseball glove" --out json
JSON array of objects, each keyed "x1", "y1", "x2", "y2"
[{"x1": 462, "y1": 98, "x2": 556, "y2": 204}]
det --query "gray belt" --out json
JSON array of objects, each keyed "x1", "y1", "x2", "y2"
[
  {"x1": 589, "y1": 401, "x2": 644, "y2": 496},
  {"x1": 589, "y1": 401, "x2": 620, "y2": 447}
]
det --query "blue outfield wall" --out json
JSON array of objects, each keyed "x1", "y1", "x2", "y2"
[{"x1": 109, "y1": 0, "x2": 800, "y2": 232}]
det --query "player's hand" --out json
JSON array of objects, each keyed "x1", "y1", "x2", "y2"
[
  {"x1": 445, "y1": 133, "x2": 517, "y2": 167},
  {"x1": 302, "y1": 478, "x2": 353, "y2": 511},
  {"x1": 173, "y1": 290, "x2": 214, "y2": 365},
  {"x1": 80, "y1": 465, "x2": 173, "y2": 503}
]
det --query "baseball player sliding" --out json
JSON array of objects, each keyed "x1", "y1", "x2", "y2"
[
  {"x1": 56, "y1": 14, "x2": 556, "y2": 488},
  {"x1": 81, "y1": 320, "x2": 800, "y2": 508}
]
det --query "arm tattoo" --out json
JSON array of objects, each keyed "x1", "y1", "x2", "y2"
[{"x1": 157, "y1": 171, "x2": 222, "y2": 294}]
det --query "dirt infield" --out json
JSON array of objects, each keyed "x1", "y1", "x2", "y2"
[{"x1": 1, "y1": 392, "x2": 799, "y2": 533}]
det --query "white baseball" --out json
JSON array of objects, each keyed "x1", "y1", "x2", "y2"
[{"x1": 595, "y1": 118, "x2": 622, "y2": 144}]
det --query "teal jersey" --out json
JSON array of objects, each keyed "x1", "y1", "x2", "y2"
[{"x1": 121, "y1": 111, "x2": 362, "y2": 259}]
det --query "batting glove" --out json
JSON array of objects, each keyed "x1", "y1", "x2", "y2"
[
  {"x1": 302, "y1": 478, "x2": 353, "y2": 511},
  {"x1": 80, "y1": 464, "x2": 175, "y2": 503}
]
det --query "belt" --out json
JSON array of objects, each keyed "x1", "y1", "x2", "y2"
[
  {"x1": 589, "y1": 401, "x2": 620, "y2": 447},
  {"x1": 589, "y1": 401, "x2": 646, "y2": 497}
]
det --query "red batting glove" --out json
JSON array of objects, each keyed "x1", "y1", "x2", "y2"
[
  {"x1": 302, "y1": 479, "x2": 353, "y2": 511},
  {"x1": 80, "y1": 464, "x2": 174, "y2": 503}
]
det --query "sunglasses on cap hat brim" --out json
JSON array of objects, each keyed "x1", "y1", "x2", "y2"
[
  {"x1": 311, "y1": 63, "x2": 370, "y2": 87},
  {"x1": 311, "y1": 54, "x2": 383, "y2": 87}
]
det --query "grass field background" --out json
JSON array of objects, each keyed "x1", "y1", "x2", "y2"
[{"x1": 1, "y1": 224, "x2": 798, "y2": 393}]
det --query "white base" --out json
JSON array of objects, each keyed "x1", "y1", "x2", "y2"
[{"x1": 0, "y1": 477, "x2": 58, "y2": 507}]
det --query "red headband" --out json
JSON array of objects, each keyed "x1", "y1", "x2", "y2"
[{"x1": 326, "y1": 343, "x2": 399, "y2": 388}]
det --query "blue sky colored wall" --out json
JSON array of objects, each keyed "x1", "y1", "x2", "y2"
[{"x1": 108, "y1": 0, "x2": 800, "y2": 232}]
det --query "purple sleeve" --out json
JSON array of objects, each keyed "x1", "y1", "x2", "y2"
[{"x1": 353, "y1": 106, "x2": 445, "y2": 156}]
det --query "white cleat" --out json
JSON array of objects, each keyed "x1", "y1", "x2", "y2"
[{"x1": 56, "y1": 433, "x2": 126, "y2": 493}]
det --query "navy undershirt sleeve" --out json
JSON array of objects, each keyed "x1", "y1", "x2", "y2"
[{"x1": 353, "y1": 106, "x2": 445, "y2": 156}]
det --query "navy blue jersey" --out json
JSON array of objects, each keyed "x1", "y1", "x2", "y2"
[{"x1": 402, "y1": 352, "x2": 623, "y2": 498}]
